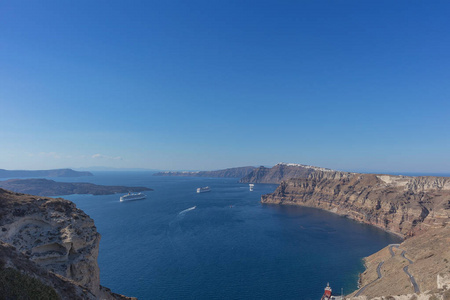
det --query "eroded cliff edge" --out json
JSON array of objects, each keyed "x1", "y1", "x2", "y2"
[
  {"x1": 262, "y1": 171, "x2": 450, "y2": 236},
  {"x1": 262, "y1": 170, "x2": 450, "y2": 298},
  {"x1": 0, "y1": 188, "x2": 135, "y2": 299}
]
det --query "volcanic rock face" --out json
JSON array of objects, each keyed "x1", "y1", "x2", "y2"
[
  {"x1": 0, "y1": 188, "x2": 133, "y2": 299},
  {"x1": 239, "y1": 163, "x2": 350, "y2": 184},
  {"x1": 261, "y1": 168, "x2": 450, "y2": 298},
  {"x1": 0, "y1": 240, "x2": 97, "y2": 299},
  {"x1": 262, "y1": 172, "x2": 450, "y2": 237}
]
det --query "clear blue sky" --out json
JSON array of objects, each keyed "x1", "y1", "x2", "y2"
[{"x1": 1, "y1": 1, "x2": 449, "y2": 172}]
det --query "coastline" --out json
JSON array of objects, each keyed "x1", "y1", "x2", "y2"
[
  {"x1": 261, "y1": 201, "x2": 404, "y2": 296},
  {"x1": 261, "y1": 201, "x2": 406, "y2": 240},
  {"x1": 259, "y1": 171, "x2": 450, "y2": 299}
]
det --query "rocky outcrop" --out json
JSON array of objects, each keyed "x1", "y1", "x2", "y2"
[
  {"x1": 0, "y1": 188, "x2": 135, "y2": 299},
  {"x1": 262, "y1": 172, "x2": 450, "y2": 237},
  {"x1": 437, "y1": 272, "x2": 450, "y2": 290},
  {"x1": 239, "y1": 163, "x2": 350, "y2": 184},
  {"x1": 0, "y1": 240, "x2": 96, "y2": 299},
  {"x1": 154, "y1": 166, "x2": 256, "y2": 178},
  {"x1": 0, "y1": 168, "x2": 93, "y2": 178},
  {"x1": 0, "y1": 178, "x2": 152, "y2": 196}
]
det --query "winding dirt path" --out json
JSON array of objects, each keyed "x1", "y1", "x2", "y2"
[
  {"x1": 354, "y1": 261, "x2": 384, "y2": 297},
  {"x1": 353, "y1": 244, "x2": 420, "y2": 296}
]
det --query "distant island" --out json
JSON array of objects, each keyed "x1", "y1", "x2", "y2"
[
  {"x1": 240, "y1": 163, "x2": 337, "y2": 183},
  {"x1": 153, "y1": 163, "x2": 341, "y2": 183},
  {"x1": 153, "y1": 166, "x2": 256, "y2": 178},
  {"x1": 0, "y1": 178, "x2": 151, "y2": 196},
  {"x1": 153, "y1": 163, "x2": 339, "y2": 183},
  {"x1": 0, "y1": 168, "x2": 93, "y2": 178}
]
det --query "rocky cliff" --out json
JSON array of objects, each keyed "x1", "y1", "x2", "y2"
[
  {"x1": 1, "y1": 240, "x2": 98, "y2": 299},
  {"x1": 261, "y1": 167, "x2": 450, "y2": 299},
  {"x1": 262, "y1": 171, "x2": 450, "y2": 237},
  {"x1": 0, "y1": 188, "x2": 135, "y2": 299},
  {"x1": 239, "y1": 163, "x2": 346, "y2": 184},
  {"x1": 154, "y1": 166, "x2": 256, "y2": 178}
]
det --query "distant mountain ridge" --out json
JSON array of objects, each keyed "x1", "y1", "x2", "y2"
[
  {"x1": 153, "y1": 166, "x2": 256, "y2": 178},
  {"x1": 239, "y1": 163, "x2": 345, "y2": 184},
  {"x1": 0, "y1": 179, "x2": 151, "y2": 196},
  {"x1": 0, "y1": 168, "x2": 93, "y2": 178}
]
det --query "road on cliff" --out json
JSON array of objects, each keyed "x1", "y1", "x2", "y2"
[
  {"x1": 354, "y1": 261, "x2": 384, "y2": 297},
  {"x1": 354, "y1": 244, "x2": 420, "y2": 297}
]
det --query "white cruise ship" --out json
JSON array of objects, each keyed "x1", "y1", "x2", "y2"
[
  {"x1": 196, "y1": 186, "x2": 210, "y2": 193},
  {"x1": 120, "y1": 192, "x2": 146, "y2": 202},
  {"x1": 249, "y1": 184, "x2": 254, "y2": 191}
]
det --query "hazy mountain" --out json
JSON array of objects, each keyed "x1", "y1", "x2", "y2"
[
  {"x1": 0, "y1": 168, "x2": 93, "y2": 178},
  {"x1": 153, "y1": 166, "x2": 256, "y2": 178}
]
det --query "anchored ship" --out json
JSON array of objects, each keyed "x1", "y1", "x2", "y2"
[
  {"x1": 249, "y1": 184, "x2": 254, "y2": 191},
  {"x1": 197, "y1": 186, "x2": 211, "y2": 193},
  {"x1": 120, "y1": 192, "x2": 146, "y2": 202}
]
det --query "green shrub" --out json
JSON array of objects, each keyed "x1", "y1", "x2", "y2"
[{"x1": 0, "y1": 267, "x2": 59, "y2": 300}]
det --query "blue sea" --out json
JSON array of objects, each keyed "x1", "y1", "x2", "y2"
[{"x1": 61, "y1": 172, "x2": 402, "y2": 300}]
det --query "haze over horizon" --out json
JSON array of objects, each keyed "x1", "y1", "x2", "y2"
[{"x1": 1, "y1": 1, "x2": 449, "y2": 173}]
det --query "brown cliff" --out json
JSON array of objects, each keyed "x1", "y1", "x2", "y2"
[
  {"x1": 0, "y1": 188, "x2": 135, "y2": 299},
  {"x1": 262, "y1": 169, "x2": 450, "y2": 298},
  {"x1": 239, "y1": 163, "x2": 349, "y2": 184},
  {"x1": 262, "y1": 172, "x2": 450, "y2": 237}
]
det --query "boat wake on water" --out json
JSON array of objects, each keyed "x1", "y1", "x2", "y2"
[
  {"x1": 168, "y1": 206, "x2": 198, "y2": 258},
  {"x1": 178, "y1": 206, "x2": 196, "y2": 215}
]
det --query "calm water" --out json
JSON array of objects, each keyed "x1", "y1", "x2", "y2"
[{"x1": 62, "y1": 172, "x2": 402, "y2": 300}]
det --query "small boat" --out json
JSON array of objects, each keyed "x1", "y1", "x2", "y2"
[
  {"x1": 197, "y1": 186, "x2": 211, "y2": 193},
  {"x1": 249, "y1": 184, "x2": 254, "y2": 191},
  {"x1": 120, "y1": 192, "x2": 146, "y2": 202},
  {"x1": 179, "y1": 206, "x2": 196, "y2": 214}
]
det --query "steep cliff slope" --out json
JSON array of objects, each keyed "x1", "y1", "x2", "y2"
[
  {"x1": 262, "y1": 172, "x2": 450, "y2": 236},
  {"x1": 239, "y1": 163, "x2": 349, "y2": 184},
  {"x1": 261, "y1": 168, "x2": 450, "y2": 299},
  {"x1": 154, "y1": 166, "x2": 256, "y2": 178},
  {"x1": 348, "y1": 225, "x2": 450, "y2": 299},
  {"x1": 0, "y1": 188, "x2": 135, "y2": 299},
  {"x1": 0, "y1": 240, "x2": 96, "y2": 299}
]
